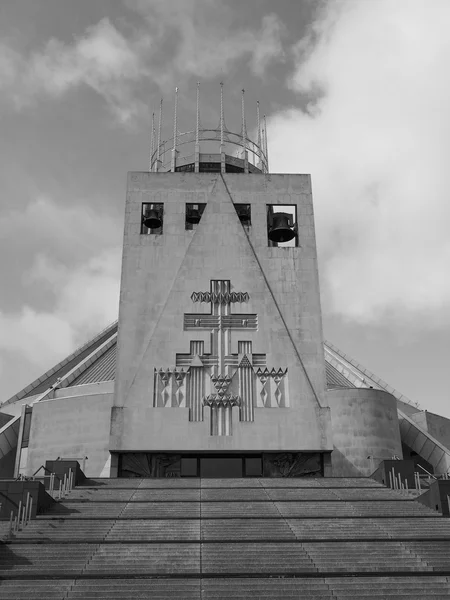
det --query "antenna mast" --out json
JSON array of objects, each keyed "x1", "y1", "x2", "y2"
[
  {"x1": 156, "y1": 98, "x2": 163, "y2": 172},
  {"x1": 195, "y1": 82, "x2": 200, "y2": 173},
  {"x1": 241, "y1": 89, "x2": 248, "y2": 174},
  {"x1": 150, "y1": 112, "x2": 155, "y2": 172},
  {"x1": 263, "y1": 114, "x2": 269, "y2": 173},
  {"x1": 220, "y1": 82, "x2": 225, "y2": 173},
  {"x1": 171, "y1": 87, "x2": 178, "y2": 172},
  {"x1": 256, "y1": 101, "x2": 261, "y2": 170}
]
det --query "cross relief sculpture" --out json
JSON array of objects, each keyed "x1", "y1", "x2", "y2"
[{"x1": 154, "y1": 280, "x2": 288, "y2": 435}]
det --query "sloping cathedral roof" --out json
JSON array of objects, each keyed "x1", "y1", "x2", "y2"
[{"x1": 1, "y1": 321, "x2": 420, "y2": 414}]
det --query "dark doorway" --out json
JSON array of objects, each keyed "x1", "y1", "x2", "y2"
[
  {"x1": 117, "y1": 452, "x2": 322, "y2": 478},
  {"x1": 200, "y1": 457, "x2": 243, "y2": 478}
]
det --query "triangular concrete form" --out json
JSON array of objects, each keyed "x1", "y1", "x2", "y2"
[{"x1": 125, "y1": 176, "x2": 321, "y2": 409}]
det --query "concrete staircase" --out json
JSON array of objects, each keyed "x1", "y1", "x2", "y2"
[{"x1": 1, "y1": 477, "x2": 450, "y2": 599}]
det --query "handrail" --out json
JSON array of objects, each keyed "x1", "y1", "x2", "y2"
[
  {"x1": 57, "y1": 456, "x2": 87, "y2": 472},
  {"x1": 417, "y1": 464, "x2": 437, "y2": 479},
  {"x1": 56, "y1": 456, "x2": 87, "y2": 461},
  {"x1": 398, "y1": 409, "x2": 450, "y2": 475},
  {"x1": 32, "y1": 464, "x2": 55, "y2": 478}
]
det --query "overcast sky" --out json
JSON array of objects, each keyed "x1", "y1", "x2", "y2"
[{"x1": 0, "y1": 0, "x2": 449, "y2": 418}]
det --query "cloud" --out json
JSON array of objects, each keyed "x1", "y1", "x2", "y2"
[
  {"x1": 0, "y1": 198, "x2": 121, "y2": 401},
  {"x1": 0, "y1": 248, "x2": 120, "y2": 382},
  {"x1": 268, "y1": 0, "x2": 450, "y2": 329},
  {"x1": 127, "y1": 0, "x2": 285, "y2": 87},
  {"x1": 0, "y1": 196, "x2": 122, "y2": 265},
  {"x1": 0, "y1": 3, "x2": 285, "y2": 121},
  {"x1": 250, "y1": 14, "x2": 286, "y2": 77},
  {"x1": 0, "y1": 18, "x2": 148, "y2": 123}
]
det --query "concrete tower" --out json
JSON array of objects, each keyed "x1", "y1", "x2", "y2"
[{"x1": 109, "y1": 85, "x2": 333, "y2": 477}]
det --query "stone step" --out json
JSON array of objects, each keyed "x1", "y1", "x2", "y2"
[
  {"x1": 0, "y1": 580, "x2": 74, "y2": 600},
  {"x1": 12, "y1": 515, "x2": 450, "y2": 542},
  {"x1": 39, "y1": 499, "x2": 440, "y2": 520},
  {"x1": 81, "y1": 477, "x2": 384, "y2": 488},
  {"x1": 3, "y1": 578, "x2": 450, "y2": 600},
  {"x1": 334, "y1": 596, "x2": 450, "y2": 599},
  {"x1": 2, "y1": 477, "x2": 447, "y2": 599}
]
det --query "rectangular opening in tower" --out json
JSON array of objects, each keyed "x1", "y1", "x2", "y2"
[
  {"x1": 185, "y1": 203, "x2": 206, "y2": 230},
  {"x1": 267, "y1": 205, "x2": 298, "y2": 247},
  {"x1": 234, "y1": 203, "x2": 251, "y2": 228},
  {"x1": 141, "y1": 203, "x2": 164, "y2": 234}
]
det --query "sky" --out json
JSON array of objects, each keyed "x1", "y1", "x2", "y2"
[{"x1": 0, "y1": 0, "x2": 449, "y2": 417}]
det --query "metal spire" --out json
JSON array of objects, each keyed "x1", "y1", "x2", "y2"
[
  {"x1": 261, "y1": 121, "x2": 266, "y2": 172},
  {"x1": 195, "y1": 82, "x2": 200, "y2": 145},
  {"x1": 220, "y1": 82, "x2": 224, "y2": 147},
  {"x1": 195, "y1": 82, "x2": 200, "y2": 173},
  {"x1": 218, "y1": 82, "x2": 226, "y2": 173},
  {"x1": 241, "y1": 89, "x2": 247, "y2": 151},
  {"x1": 156, "y1": 98, "x2": 163, "y2": 171},
  {"x1": 241, "y1": 89, "x2": 248, "y2": 173},
  {"x1": 256, "y1": 101, "x2": 261, "y2": 168},
  {"x1": 150, "y1": 112, "x2": 155, "y2": 172},
  {"x1": 171, "y1": 88, "x2": 179, "y2": 172},
  {"x1": 172, "y1": 87, "x2": 178, "y2": 152},
  {"x1": 263, "y1": 114, "x2": 269, "y2": 173}
]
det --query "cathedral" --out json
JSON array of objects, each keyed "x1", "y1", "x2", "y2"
[{"x1": 1, "y1": 86, "x2": 449, "y2": 481}]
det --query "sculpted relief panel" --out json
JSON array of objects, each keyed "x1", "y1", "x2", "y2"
[{"x1": 154, "y1": 280, "x2": 289, "y2": 435}]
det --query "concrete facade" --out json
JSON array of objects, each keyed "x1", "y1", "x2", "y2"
[
  {"x1": 411, "y1": 411, "x2": 450, "y2": 450},
  {"x1": 111, "y1": 172, "x2": 332, "y2": 454},
  {"x1": 26, "y1": 390, "x2": 113, "y2": 478},
  {"x1": 328, "y1": 388, "x2": 403, "y2": 476}
]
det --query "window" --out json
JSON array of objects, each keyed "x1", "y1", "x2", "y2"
[
  {"x1": 175, "y1": 163, "x2": 195, "y2": 172},
  {"x1": 267, "y1": 205, "x2": 298, "y2": 247},
  {"x1": 141, "y1": 203, "x2": 163, "y2": 234}
]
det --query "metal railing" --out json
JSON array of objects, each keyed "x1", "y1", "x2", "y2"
[
  {"x1": 8, "y1": 491, "x2": 33, "y2": 537},
  {"x1": 8, "y1": 466, "x2": 75, "y2": 539},
  {"x1": 414, "y1": 464, "x2": 449, "y2": 492},
  {"x1": 56, "y1": 456, "x2": 88, "y2": 472},
  {"x1": 387, "y1": 467, "x2": 410, "y2": 495},
  {"x1": 417, "y1": 464, "x2": 436, "y2": 479},
  {"x1": 32, "y1": 465, "x2": 75, "y2": 499}
]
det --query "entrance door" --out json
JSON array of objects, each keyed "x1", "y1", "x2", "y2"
[
  {"x1": 118, "y1": 453, "x2": 264, "y2": 478},
  {"x1": 200, "y1": 457, "x2": 243, "y2": 478}
]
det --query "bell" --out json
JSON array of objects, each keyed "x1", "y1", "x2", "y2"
[
  {"x1": 143, "y1": 209, "x2": 162, "y2": 229},
  {"x1": 186, "y1": 207, "x2": 202, "y2": 224},
  {"x1": 268, "y1": 212, "x2": 296, "y2": 243}
]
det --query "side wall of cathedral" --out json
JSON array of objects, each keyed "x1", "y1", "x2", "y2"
[
  {"x1": 26, "y1": 386, "x2": 113, "y2": 478},
  {"x1": 110, "y1": 172, "x2": 333, "y2": 453},
  {"x1": 328, "y1": 388, "x2": 403, "y2": 476}
]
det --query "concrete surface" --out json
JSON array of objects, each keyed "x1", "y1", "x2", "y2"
[
  {"x1": 112, "y1": 172, "x2": 332, "y2": 453},
  {"x1": 25, "y1": 392, "x2": 113, "y2": 478},
  {"x1": 328, "y1": 388, "x2": 402, "y2": 476}
]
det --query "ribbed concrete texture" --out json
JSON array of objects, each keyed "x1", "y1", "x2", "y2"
[{"x1": 1, "y1": 477, "x2": 450, "y2": 599}]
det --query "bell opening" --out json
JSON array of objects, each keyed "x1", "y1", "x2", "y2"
[
  {"x1": 142, "y1": 203, "x2": 164, "y2": 234},
  {"x1": 267, "y1": 206, "x2": 298, "y2": 247},
  {"x1": 186, "y1": 203, "x2": 206, "y2": 229},
  {"x1": 235, "y1": 204, "x2": 251, "y2": 227}
]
